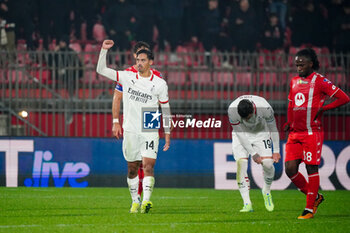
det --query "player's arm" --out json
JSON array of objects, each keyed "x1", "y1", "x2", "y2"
[
  {"x1": 264, "y1": 106, "x2": 281, "y2": 163},
  {"x1": 160, "y1": 102, "x2": 171, "y2": 151},
  {"x1": 159, "y1": 82, "x2": 171, "y2": 151},
  {"x1": 314, "y1": 88, "x2": 350, "y2": 121},
  {"x1": 284, "y1": 81, "x2": 294, "y2": 132},
  {"x1": 112, "y1": 88, "x2": 123, "y2": 139},
  {"x1": 96, "y1": 40, "x2": 118, "y2": 82}
]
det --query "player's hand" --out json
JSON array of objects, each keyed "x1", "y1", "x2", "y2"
[
  {"x1": 283, "y1": 122, "x2": 290, "y2": 132},
  {"x1": 112, "y1": 123, "x2": 122, "y2": 139},
  {"x1": 163, "y1": 134, "x2": 170, "y2": 151},
  {"x1": 272, "y1": 153, "x2": 281, "y2": 163},
  {"x1": 252, "y1": 153, "x2": 262, "y2": 164},
  {"x1": 313, "y1": 107, "x2": 324, "y2": 122},
  {"x1": 102, "y1": 40, "x2": 114, "y2": 50}
]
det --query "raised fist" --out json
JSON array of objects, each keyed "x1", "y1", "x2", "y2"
[{"x1": 102, "y1": 40, "x2": 114, "y2": 50}]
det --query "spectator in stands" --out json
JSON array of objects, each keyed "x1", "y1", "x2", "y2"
[
  {"x1": 290, "y1": 1, "x2": 329, "y2": 47},
  {"x1": 332, "y1": 2, "x2": 350, "y2": 53},
  {"x1": 103, "y1": 0, "x2": 137, "y2": 51},
  {"x1": 77, "y1": 0, "x2": 98, "y2": 41},
  {"x1": 48, "y1": 35, "x2": 83, "y2": 98},
  {"x1": 196, "y1": 0, "x2": 232, "y2": 66},
  {"x1": 158, "y1": 0, "x2": 184, "y2": 54},
  {"x1": 0, "y1": 3, "x2": 15, "y2": 63},
  {"x1": 48, "y1": 35, "x2": 83, "y2": 124},
  {"x1": 2, "y1": 0, "x2": 35, "y2": 50},
  {"x1": 268, "y1": 0, "x2": 287, "y2": 30},
  {"x1": 229, "y1": 0, "x2": 257, "y2": 52},
  {"x1": 182, "y1": 0, "x2": 206, "y2": 47},
  {"x1": 37, "y1": 0, "x2": 71, "y2": 50},
  {"x1": 261, "y1": 13, "x2": 284, "y2": 51},
  {"x1": 133, "y1": 0, "x2": 158, "y2": 48}
]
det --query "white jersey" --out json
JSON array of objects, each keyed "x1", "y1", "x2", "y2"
[
  {"x1": 117, "y1": 70, "x2": 169, "y2": 133},
  {"x1": 228, "y1": 95, "x2": 275, "y2": 133},
  {"x1": 228, "y1": 95, "x2": 280, "y2": 155},
  {"x1": 96, "y1": 48, "x2": 169, "y2": 134}
]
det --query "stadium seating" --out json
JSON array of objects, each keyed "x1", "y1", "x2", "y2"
[
  {"x1": 84, "y1": 43, "x2": 101, "y2": 65},
  {"x1": 69, "y1": 42, "x2": 82, "y2": 53},
  {"x1": 190, "y1": 71, "x2": 212, "y2": 86},
  {"x1": 166, "y1": 71, "x2": 187, "y2": 86}
]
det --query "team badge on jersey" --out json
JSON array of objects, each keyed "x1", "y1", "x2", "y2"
[
  {"x1": 295, "y1": 93, "x2": 305, "y2": 106},
  {"x1": 143, "y1": 109, "x2": 161, "y2": 129}
]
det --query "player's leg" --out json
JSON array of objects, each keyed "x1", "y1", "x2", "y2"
[
  {"x1": 123, "y1": 131, "x2": 142, "y2": 213},
  {"x1": 138, "y1": 163, "x2": 144, "y2": 198},
  {"x1": 236, "y1": 158, "x2": 253, "y2": 212},
  {"x1": 298, "y1": 132, "x2": 324, "y2": 219},
  {"x1": 261, "y1": 158, "x2": 275, "y2": 211},
  {"x1": 127, "y1": 161, "x2": 142, "y2": 213},
  {"x1": 141, "y1": 157, "x2": 156, "y2": 213},
  {"x1": 140, "y1": 134, "x2": 159, "y2": 213},
  {"x1": 232, "y1": 132, "x2": 253, "y2": 212},
  {"x1": 285, "y1": 133, "x2": 307, "y2": 194},
  {"x1": 251, "y1": 132, "x2": 275, "y2": 211}
]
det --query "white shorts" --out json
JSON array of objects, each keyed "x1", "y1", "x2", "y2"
[
  {"x1": 231, "y1": 131, "x2": 272, "y2": 160},
  {"x1": 122, "y1": 131, "x2": 159, "y2": 162}
]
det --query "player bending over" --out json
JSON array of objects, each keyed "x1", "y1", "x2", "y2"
[{"x1": 228, "y1": 95, "x2": 281, "y2": 212}]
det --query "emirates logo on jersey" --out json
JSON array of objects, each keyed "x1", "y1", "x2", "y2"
[{"x1": 295, "y1": 93, "x2": 305, "y2": 106}]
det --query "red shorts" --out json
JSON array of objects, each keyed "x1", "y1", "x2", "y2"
[{"x1": 285, "y1": 131, "x2": 324, "y2": 165}]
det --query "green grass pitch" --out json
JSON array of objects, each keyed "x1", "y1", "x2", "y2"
[{"x1": 1, "y1": 188, "x2": 350, "y2": 233}]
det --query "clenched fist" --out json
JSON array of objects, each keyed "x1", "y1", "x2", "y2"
[{"x1": 102, "y1": 40, "x2": 114, "y2": 50}]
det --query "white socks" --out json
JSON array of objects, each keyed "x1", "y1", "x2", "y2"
[
  {"x1": 237, "y1": 159, "x2": 251, "y2": 205},
  {"x1": 262, "y1": 159, "x2": 275, "y2": 195},
  {"x1": 142, "y1": 176, "x2": 155, "y2": 202},
  {"x1": 127, "y1": 176, "x2": 140, "y2": 203}
]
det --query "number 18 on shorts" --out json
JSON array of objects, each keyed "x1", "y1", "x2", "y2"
[{"x1": 285, "y1": 132, "x2": 323, "y2": 165}]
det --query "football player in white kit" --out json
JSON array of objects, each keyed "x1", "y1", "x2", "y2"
[
  {"x1": 97, "y1": 40, "x2": 171, "y2": 214},
  {"x1": 228, "y1": 95, "x2": 281, "y2": 212}
]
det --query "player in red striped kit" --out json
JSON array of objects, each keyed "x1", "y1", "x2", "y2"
[
  {"x1": 284, "y1": 48, "x2": 350, "y2": 219},
  {"x1": 112, "y1": 41, "x2": 163, "y2": 202}
]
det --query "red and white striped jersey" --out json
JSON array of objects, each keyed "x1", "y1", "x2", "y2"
[{"x1": 288, "y1": 72, "x2": 339, "y2": 134}]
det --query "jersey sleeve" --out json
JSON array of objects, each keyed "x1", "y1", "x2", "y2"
[
  {"x1": 288, "y1": 79, "x2": 293, "y2": 101},
  {"x1": 227, "y1": 105, "x2": 240, "y2": 125},
  {"x1": 262, "y1": 103, "x2": 275, "y2": 123},
  {"x1": 116, "y1": 70, "x2": 130, "y2": 86},
  {"x1": 96, "y1": 48, "x2": 117, "y2": 81},
  {"x1": 320, "y1": 77, "x2": 339, "y2": 97},
  {"x1": 115, "y1": 83, "x2": 123, "y2": 92},
  {"x1": 158, "y1": 82, "x2": 169, "y2": 104}
]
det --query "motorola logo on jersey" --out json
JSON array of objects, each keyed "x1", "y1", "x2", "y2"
[{"x1": 295, "y1": 93, "x2": 305, "y2": 106}]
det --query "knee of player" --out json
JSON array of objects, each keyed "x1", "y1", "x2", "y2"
[
  {"x1": 284, "y1": 163, "x2": 297, "y2": 178},
  {"x1": 262, "y1": 159, "x2": 274, "y2": 169},
  {"x1": 142, "y1": 164, "x2": 154, "y2": 174},
  {"x1": 127, "y1": 167, "x2": 139, "y2": 177},
  {"x1": 306, "y1": 164, "x2": 318, "y2": 175}
]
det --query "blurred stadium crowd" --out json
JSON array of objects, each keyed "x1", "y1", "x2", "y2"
[{"x1": 0, "y1": 0, "x2": 350, "y2": 54}]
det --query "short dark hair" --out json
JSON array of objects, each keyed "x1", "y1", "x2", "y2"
[
  {"x1": 296, "y1": 48, "x2": 320, "y2": 70},
  {"x1": 136, "y1": 49, "x2": 154, "y2": 60},
  {"x1": 237, "y1": 99, "x2": 254, "y2": 118},
  {"x1": 133, "y1": 41, "x2": 150, "y2": 54}
]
